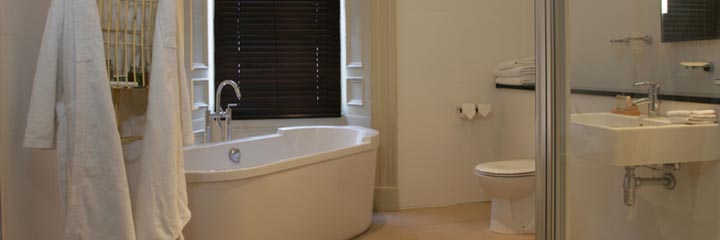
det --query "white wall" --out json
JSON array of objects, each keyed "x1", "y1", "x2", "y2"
[
  {"x1": 395, "y1": 0, "x2": 534, "y2": 208},
  {"x1": 568, "y1": 0, "x2": 720, "y2": 97},
  {"x1": 496, "y1": 89, "x2": 536, "y2": 161},
  {"x1": 0, "y1": 0, "x2": 65, "y2": 239}
]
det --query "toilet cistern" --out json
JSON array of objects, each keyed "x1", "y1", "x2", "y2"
[{"x1": 205, "y1": 80, "x2": 242, "y2": 143}]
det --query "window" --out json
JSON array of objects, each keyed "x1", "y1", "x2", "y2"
[{"x1": 214, "y1": 0, "x2": 342, "y2": 119}]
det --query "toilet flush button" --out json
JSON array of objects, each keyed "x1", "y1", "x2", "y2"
[{"x1": 715, "y1": 78, "x2": 720, "y2": 86}]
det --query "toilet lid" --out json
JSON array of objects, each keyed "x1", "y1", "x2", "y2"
[{"x1": 475, "y1": 159, "x2": 535, "y2": 176}]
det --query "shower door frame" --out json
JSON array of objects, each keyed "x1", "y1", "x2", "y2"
[{"x1": 535, "y1": 0, "x2": 566, "y2": 239}]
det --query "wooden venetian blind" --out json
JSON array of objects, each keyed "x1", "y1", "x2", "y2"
[{"x1": 215, "y1": 0, "x2": 342, "y2": 119}]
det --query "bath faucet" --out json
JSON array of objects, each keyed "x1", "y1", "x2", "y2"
[
  {"x1": 205, "y1": 80, "x2": 242, "y2": 143},
  {"x1": 632, "y1": 81, "x2": 661, "y2": 118}
]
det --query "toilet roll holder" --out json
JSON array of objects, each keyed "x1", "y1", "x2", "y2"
[
  {"x1": 457, "y1": 105, "x2": 479, "y2": 115},
  {"x1": 457, "y1": 104, "x2": 493, "y2": 120}
]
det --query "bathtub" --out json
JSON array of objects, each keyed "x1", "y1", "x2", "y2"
[{"x1": 182, "y1": 126, "x2": 379, "y2": 240}]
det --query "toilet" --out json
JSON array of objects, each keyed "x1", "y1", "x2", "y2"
[{"x1": 475, "y1": 159, "x2": 536, "y2": 234}]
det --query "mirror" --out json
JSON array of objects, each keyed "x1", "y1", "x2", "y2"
[
  {"x1": 564, "y1": 0, "x2": 720, "y2": 102},
  {"x1": 661, "y1": 0, "x2": 720, "y2": 42}
]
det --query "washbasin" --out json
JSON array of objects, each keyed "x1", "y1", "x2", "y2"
[{"x1": 569, "y1": 113, "x2": 720, "y2": 166}]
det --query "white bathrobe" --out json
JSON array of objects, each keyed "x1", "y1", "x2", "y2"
[
  {"x1": 23, "y1": 0, "x2": 137, "y2": 239},
  {"x1": 129, "y1": 0, "x2": 194, "y2": 239}
]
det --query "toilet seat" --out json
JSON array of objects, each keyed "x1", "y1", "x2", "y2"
[{"x1": 475, "y1": 159, "x2": 535, "y2": 178}]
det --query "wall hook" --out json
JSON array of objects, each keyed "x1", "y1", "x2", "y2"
[
  {"x1": 610, "y1": 37, "x2": 631, "y2": 44},
  {"x1": 610, "y1": 35, "x2": 653, "y2": 45},
  {"x1": 631, "y1": 35, "x2": 653, "y2": 45}
]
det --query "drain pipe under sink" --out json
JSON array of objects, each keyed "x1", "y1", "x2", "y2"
[{"x1": 623, "y1": 164, "x2": 678, "y2": 206}]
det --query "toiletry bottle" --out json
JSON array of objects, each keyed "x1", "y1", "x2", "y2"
[
  {"x1": 615, "y1": 95, "x2": 625, "y2": 110},
  {"x1": 625, "y1": 96, "x2": 632, "y2": 109},
  {"x1": 624, "y1": 96, "x2": 640, "y2": 115},
  {"x1": 127, "y1": 67, "x2": 136, "y2": 87}
]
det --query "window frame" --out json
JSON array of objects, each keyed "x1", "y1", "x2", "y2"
[{"x1": 212, "y1": 0, "x2": 344, "y2": 120}]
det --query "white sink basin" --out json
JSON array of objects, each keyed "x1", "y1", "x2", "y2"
[{"x1": 569, "y1": 113, "x2": 720, "y2": 166}]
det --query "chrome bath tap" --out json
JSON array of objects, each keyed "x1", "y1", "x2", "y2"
[
  {"x1": 632, "y1": 81, "x2": 661, "y2": 118},
  {"x1": 205, "y1": 80, "x2": 242, "y2": 143}
]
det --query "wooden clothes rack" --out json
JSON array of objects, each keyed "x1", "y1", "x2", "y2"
[{"x1": 98, "y1": 0, "x2": 159, "y2": 144}]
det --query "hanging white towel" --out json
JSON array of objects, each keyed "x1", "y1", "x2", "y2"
[
  {"x1": 23, "y1": 0, "x2": 136, "y2": 239},
  {"x1": 128, "y1": 0, "x2": 194, "y2": 239}
]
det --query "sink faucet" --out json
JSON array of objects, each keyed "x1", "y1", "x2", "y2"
[
  {"x1": 632, "y1": 81, "x2": 661, "y2": 118},
  {"x1": 205, "y1": 80, "x2": 242, "y2": 143}
]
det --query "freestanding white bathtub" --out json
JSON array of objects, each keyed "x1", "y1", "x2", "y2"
[{"x1": 182, "y1": 126, "x2": 379, "y2": 240}]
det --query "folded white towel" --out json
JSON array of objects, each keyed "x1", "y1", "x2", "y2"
[
  {"x1": 667, "y1": 109, "x2": 716, "y2": 116},
  {"x1": 667, "y1": 110, "x2": 692, "y2": 117},
  {"x1": 110, "y1": 81, "x2": 139, "y2": 88},
  {"x1": 690, "y1": 114, "x2": 717, "y2": 120},
  {"x1": 494, "y1": 66, "x2": 536, "y2": 78},
  {"x1": 667, "y1": 109, "x2": 716, "y2": 124},
  {"x1": 669, "y1": 117, "x2": 716, "y2": 125},
  {"x1": 495, "y1": 76, "x2": 535, "y2": 86},
  {"x1": 497, "y1": 57, "x2": 535, "y2": 70},
  {"x1": 688, "y1": 119, "x2": 717, "y2": 125},
  {"x1": 693, "y1": 109, "x2": 716, "y2": 115}
]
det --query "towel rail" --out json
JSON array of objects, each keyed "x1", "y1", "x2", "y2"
[{"x1": 99, "y1": 0, "x2": 158, "y2": 144}]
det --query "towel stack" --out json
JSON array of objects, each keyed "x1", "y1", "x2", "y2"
[
  {"x1": 667, "y1": 110, "x2": 718, "y2": 124},
  {"x1": 494, "y1": 57, "x2": 536, "y2": 86}
]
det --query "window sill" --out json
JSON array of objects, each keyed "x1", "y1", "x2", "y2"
[{"x1": 230, "y1": 116, "x2": 350, "y2": 129}]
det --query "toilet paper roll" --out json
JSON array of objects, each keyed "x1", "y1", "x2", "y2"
[
  {"x1": 460, "y1": 103, "x2": 477, "y2": 120},
  {"x1": 477, "y1": 104, "x2": 492, "y2": 117}
]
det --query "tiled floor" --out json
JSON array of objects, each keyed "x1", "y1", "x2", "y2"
[{"x1": 353, "y1": 202, "x2": 535, "y2": 240}]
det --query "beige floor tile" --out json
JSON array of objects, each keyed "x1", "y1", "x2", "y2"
[
  {"x1": 356, "y1": 204, "x2": 535, "y2": 240},
  {"x1": 394, "y1": 206, "x2": 464, "y2": 228},
  {"x1": 446, "y1": 202, "x2": 492, "y2": 222},
  {"x1": 353, "y1": 212, "x2": 418, "y2": 240},
  {"x1": 371, "y1": 211, "x2": 405, "y2": 228},
  {"x1": 481, "y1": 226, "x2": 536, "y2": 240},
  {"x1": 410, "y1": 220, "x2": 489, "y2": 240},
  {"x1": 353, "y1": 225, "x2": 418, "y2": 240}
]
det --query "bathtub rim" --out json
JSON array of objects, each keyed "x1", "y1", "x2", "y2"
[{"x1": 184, "y1": 126, "x2": 379, "y2": 183}]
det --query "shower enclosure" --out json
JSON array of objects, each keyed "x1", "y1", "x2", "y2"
[{"x1": 537, "y1": 0, "x2": 720, "y2": 239}]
